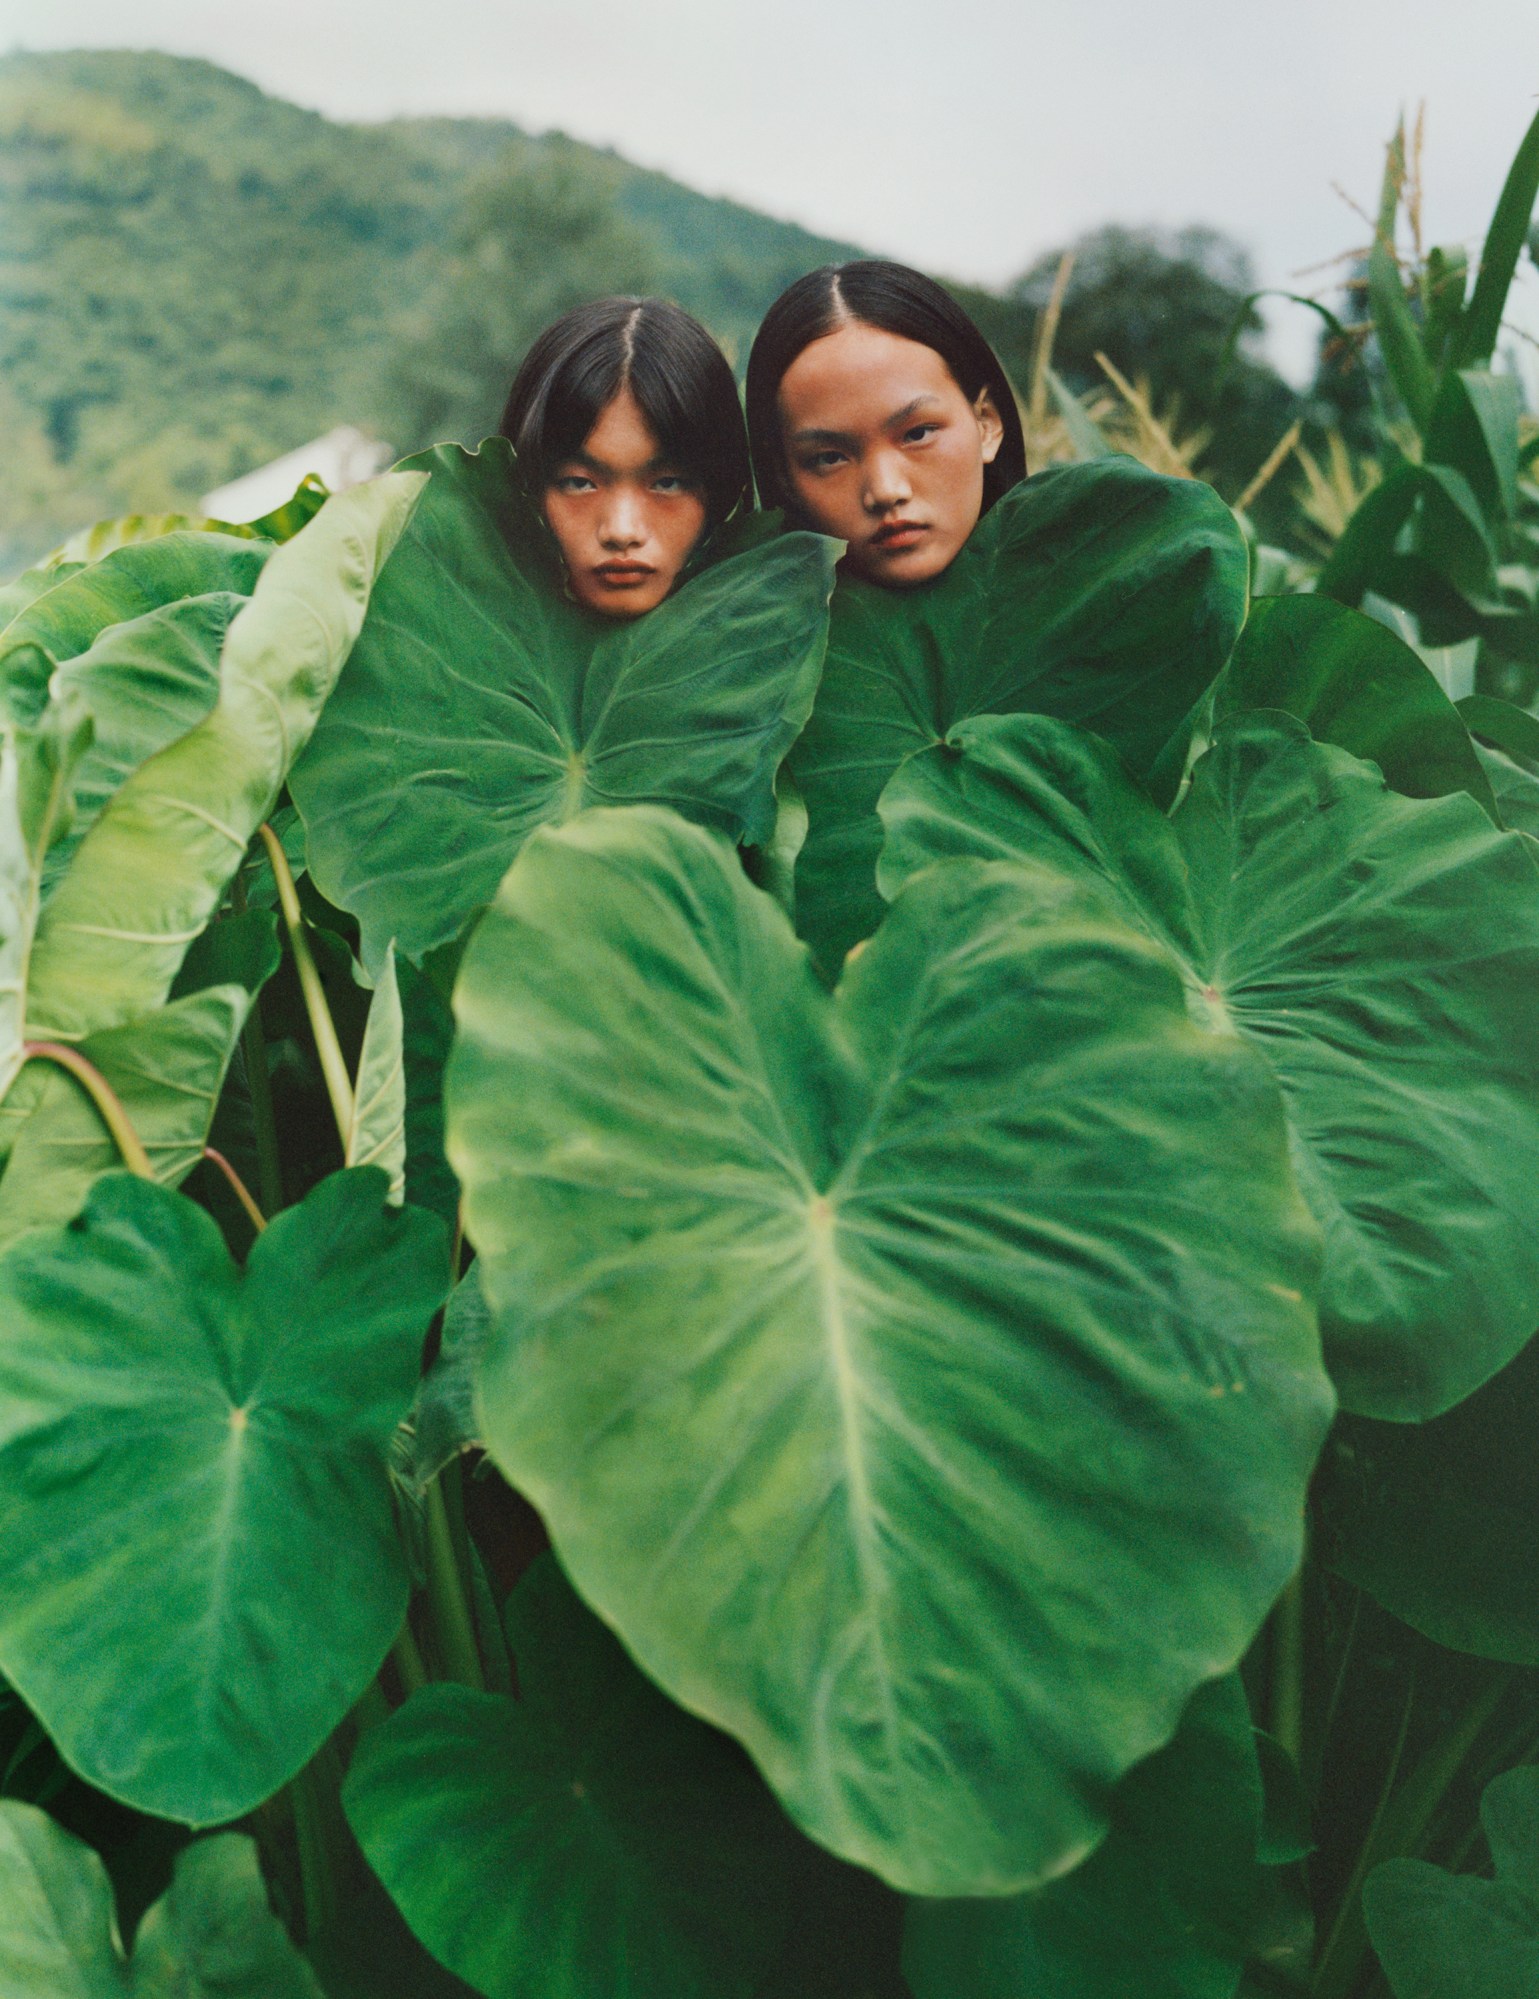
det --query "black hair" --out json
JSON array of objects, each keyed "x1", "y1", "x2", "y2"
[
  {"x1": 745, "y1": 260, "x2": 1027, "y2": 516},
  {"x1": 498, "y1": 296, "x2": 751, "y2": 531}
]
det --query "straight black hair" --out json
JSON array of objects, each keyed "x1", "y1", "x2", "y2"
[
  {"x1": 745, "y1": 260, "x2": 1027, "y2": 515},
  {"x1": 498, "y1": 297, "x2": 751, "y2": 531}
]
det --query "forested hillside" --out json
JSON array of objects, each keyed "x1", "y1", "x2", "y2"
[
  {"x1": 0, "y1": 47, "x2": 1300, "y2": 572},
  {"x1": 0, "y1": 48, "x2": 872, "y2": 568}
]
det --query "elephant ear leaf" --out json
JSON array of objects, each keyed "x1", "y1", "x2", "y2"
[
  {"x1": 879, "y1": 710, "x2": 1539, "y2": 1420},
  {"x1": 1366, "y1": 1766, "x2": 1539, "y2": 1999},
  {"x1": 20, "y1": 472, "x2": 422, "y2": 1046},
  {"x1": 0, "y1": 1169, "x2": 446, "y2": 1823},
  {"x1": 445, "y1": 805, "x2": 1327, "y2": 1898},
  {"x1": 902, "y1": 1674, "x2": 1264, "y2": 1999},
  {"x1": 1216, "y1": 592, "x2": 1496, "y2": 815},
  {"x1": 291, "y1": 439, "x2": 838, "y2": 968},
  {"x1": 343, "y1": 1554, "x2": 801, "y2": 1999},
  {"x1": 0, "y1": 1804, "x2": 321, "y2": 1999},
  {"x1": 789, "y1": 456, "x2": 1249, "y2": 968}
]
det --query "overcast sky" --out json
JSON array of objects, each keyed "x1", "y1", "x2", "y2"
[{"x1": 8, "y1": 0, "x2": 1539, "y2": 380}]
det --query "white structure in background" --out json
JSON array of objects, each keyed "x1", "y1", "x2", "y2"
[{"x1": 200, "y1": 426, "x2": 394, "y2": 523}]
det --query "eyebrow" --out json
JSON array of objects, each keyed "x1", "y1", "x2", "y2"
[
  {"x1": 790, "y1": 394, "x2": 945, "y2": 447},
  {"x1": 557, "y1": 448, "x2": 675, "y2": 475}
]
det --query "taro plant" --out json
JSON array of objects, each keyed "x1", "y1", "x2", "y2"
[{"x1": 7, "y1": 135, "x2": 1539, "y2": 1996}]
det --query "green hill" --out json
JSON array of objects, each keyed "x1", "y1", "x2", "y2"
[{"x1": 0, "y1": 47, "x2": 883, "y2": 569}]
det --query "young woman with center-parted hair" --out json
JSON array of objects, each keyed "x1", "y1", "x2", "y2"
[
  {"x1": 745, "y1": 260, "x2": 1027, "y2": 589},
  {"x1": 499, "y1": 295, "x2": 752, "y2": 619}
]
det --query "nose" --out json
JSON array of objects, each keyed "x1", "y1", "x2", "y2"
[
  {"x1": 598, "y1": 488, "x2": 646, "y2": 550},
  {"x1": 862, "y1": 446, "x2": 912, "y2": 513}
]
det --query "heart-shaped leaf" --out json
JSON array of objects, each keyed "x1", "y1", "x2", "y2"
[
  {"x1": 788, "y1": 456, "x2": 1249, "y2": 967},
  {"x1": 1319, "y1": 1334, "x2": 1539, "y2": 1663},
  {"x1": 901, "y1": 1674, "x2": 1264, "y2": 1999},
  {"x1": 0, "y1": 1804, "x2": 321, "y2": 1998},
  {"x1": 1366, "y1": 1766, "x2": 1539, "y2": 1998},
  {"x1": 344, "y1": 1554, "x2": 800, "y2": 1999},
  {"x1": 879, "y1": 710, "x2": 1539, "y2": 1419},
  {"x1": 1216, "y1": 592, "x2": 1496, "y2": 815},
  {"x1": 291, "y1": 440, "x2": 838, "y2": 967},
  {"x1": 445, "y1": 807, "x2": 1327, "y2": 1896},
  {"x1": 0, "y1": 1169, "x2": 446, "y2": 1822}
]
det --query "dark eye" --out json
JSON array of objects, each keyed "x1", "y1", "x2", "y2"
[
  {"x1": 902, "y1": 423, "x2": 941, "y2": 445},
  {"x1": 652, "y1": 472, "x2": 693, "y2": 494},
  {"x1": 552, "y1": 471, "x2": 597, "y2": 495},
  {"x1": 797, "y1": 448, "x2": 846, "y2": 474}
]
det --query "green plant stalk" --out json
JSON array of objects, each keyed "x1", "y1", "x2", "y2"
[
  {"x1": 288, "y1": 1737, "x2": 348, "y2": 1945},
  {"x1": 423, "y1": 1475, "x2": 486, "y2": 1691},
  {"x1": 229, "y1": 869, "x2": 284, "y2": 1214},
  {"x1": 19, "y1": 1042, "x2": 154, "y2": 1178},
  {"x1": 1270, "y1": 1565, "x2": 1306, "y2": 1767},
  {"x1": 1313, "y1": 1670, "x2": 1511, "y2": 1999},
  {"x1": 391, "y1": 1616, "x2": 429, "y2": 1699},
  {"x1": 258, "y1": 822, "x2": 355, "y2": 1149}
]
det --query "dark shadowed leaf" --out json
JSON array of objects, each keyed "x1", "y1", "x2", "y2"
[
  {"x1": 1366, "y1": 1767, "x2": 1539, "y2": 1998},
  {"x1": 902, "y1": 1675, "x2": 1263, "y2": 1999},
  {"x1": 344, "y1": 1554, "x2": 799, "y2": 1999}
]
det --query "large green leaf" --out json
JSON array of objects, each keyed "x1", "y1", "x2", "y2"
[
  {"x1": 34, "y1": 592, "x2": 248, "y2": 883},
  {"x1": 344, "y1": 1554, "x2": 799, "y2": 1999},
  {"x1": 1217, "y1": 593, "x2": 1496, "y2": 815},
  {"x1": 0, "y1": 1169, "x2": 446, "y2": 1822},
  {"x1": 902, "y1": 1675, "x2": 1263, "y2": 1999},
  {"x1": 0, "y1": 1804, "x2": 321, "y2": 1998},
  {"x1": 446, "y1": 807, "x2": 1327, "y2": 1896},
  {"x1": 787, "y1": 455, "x2": 1249, "y2": 968},
  {"x1": 1365, "y1": 1766, "x2": 1539, "y2": 1997},
  {"x1": 22, "y1": 472, "x2": 422, "y2": 1045},
  {"x1": 879, "y1": 711, "x2": 1539, "y2": 1420},
  {"x1": 0, "y1": 533, "x2": 267, "y2": 669},
  {"x1": 290, "y1": 439, "x2": 838, "y2": 967},
  {"x1": 0, "y1": 702, "x2": 92, "y2": 1101},
  {"x1": 0, "y1": 909, "x2": 279, "y2": 1248},
  {"x1": 1319, "y1": 1335, "x2": 1539, "y2": 1663}
]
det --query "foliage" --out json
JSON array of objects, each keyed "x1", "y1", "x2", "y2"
[{"x1": 5, "y1": 95, "x2": 1539, "y2": 1999}]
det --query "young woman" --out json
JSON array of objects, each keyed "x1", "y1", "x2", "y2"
[
  {"x1": 745, "y1": 261, "x2": 1027, "y2": 588},
  {"x1": 499, "y1": 296, "x2": 752, "y2": 617}
]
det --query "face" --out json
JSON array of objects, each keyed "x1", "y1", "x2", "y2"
[
  {"x1": 777, "y1": 322, "x2": 1004, "y2": 587},
  {"x1": 542, "y1": 386, "x2": 709, "y2": 617}
]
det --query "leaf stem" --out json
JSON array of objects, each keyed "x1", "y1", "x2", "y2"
[
  {"x1": 1270, "y1": 1564, "x2": 1307, "y2": 1766},
  {"x1": 20, "y1": 1042, "x2": 154, "y2": 1179},
  {"x1": 201, "y1": 1146, "x2": 267, "y2": 1233},
  {"x1": 391, "y1": 1617, "x2": 428, "y2": 1699},
  {"x1": 258, "y1": 823, "x2": 354, "y2": 1148},
  {"x1": 423, "y1": 1475, "x2": 486, "y2": 1691},
  {"x1": 229, "y1": 871, "x2": 284, "y2": 1214}
]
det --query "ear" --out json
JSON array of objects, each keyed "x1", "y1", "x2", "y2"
[{"x1": 973, "y1": 387, "x2": 1006, "y2": 466}]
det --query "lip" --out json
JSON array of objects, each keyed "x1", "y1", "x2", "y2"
[
  {"x1": 869, "y1": 521, "x2": 930, "y2": 552},
  {"x1": 592, "y1": 561, "x2": 656, "y2": 586}
]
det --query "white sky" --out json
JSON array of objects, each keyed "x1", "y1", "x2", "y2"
[{"x1": 6, "y1": 0, "x2": 1539, "y2": 383}]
